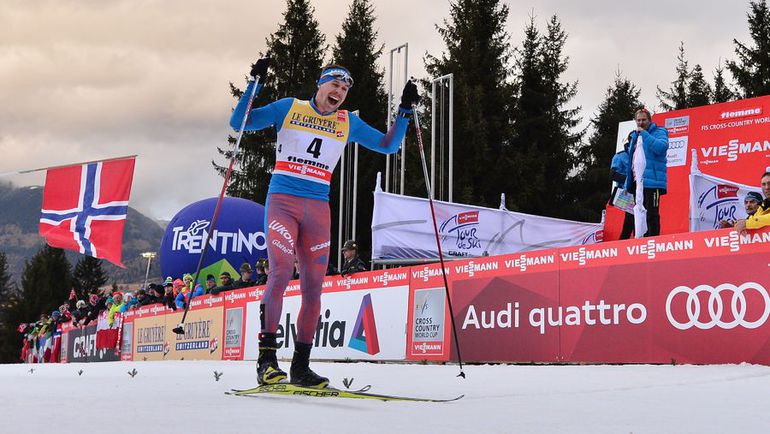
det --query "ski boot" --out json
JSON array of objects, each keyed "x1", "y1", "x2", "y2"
[
  {"x1": 290, "y1": 342, "x2": 329, "y2": 388},
  {"x1": 257, "y1": 333, "x2": 287, "y2": 385}
]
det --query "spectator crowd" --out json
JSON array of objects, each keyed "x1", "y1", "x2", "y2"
[{"x1": 19, "y1": 241, "x2": 371, "y2": 363}]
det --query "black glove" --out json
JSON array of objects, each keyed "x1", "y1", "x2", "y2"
[
  {"x1": 400, "y1": 80, "x2": 420, "y2": 109},
  {"x1": 250, "y1": 57, "x2": 271, "y2": 80}
]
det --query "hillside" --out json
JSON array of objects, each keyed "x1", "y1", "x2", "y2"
[{"x1": 0, "y1": 182, "x2": 164, "y2": 285}]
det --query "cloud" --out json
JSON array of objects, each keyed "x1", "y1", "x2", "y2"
[{"x1": 0, "y1": 0, "x2": 753, "y2": 221}]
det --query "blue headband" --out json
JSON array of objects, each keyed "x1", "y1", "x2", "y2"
[{"x1": 318, "y1": 67, "x2": 354, "y2": 87}]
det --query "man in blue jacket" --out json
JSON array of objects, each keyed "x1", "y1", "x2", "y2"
[{"x1": 624, "y1": 108, "x2": 669, "y2": 237}]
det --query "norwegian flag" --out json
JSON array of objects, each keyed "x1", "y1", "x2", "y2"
[{"x1": 39, "y1": 158, "x2": 136, "y2": 267}]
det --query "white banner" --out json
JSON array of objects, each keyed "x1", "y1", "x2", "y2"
[
  {"x1": 372, "y1": 184, "x2": 603, "y2": 261},
  {"x1": 243, "y1": 284, "x2": 409, "y2": 361},
  {"x1": 689, "y1": 168, "x2": 761, "y2": 232}
]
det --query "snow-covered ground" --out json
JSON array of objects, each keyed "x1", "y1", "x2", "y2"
[{"x1": 2, "y1": 360, "x2": 769, "y2": 434}]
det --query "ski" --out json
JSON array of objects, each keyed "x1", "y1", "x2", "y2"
[
  {"x1": 229, "y1": 383, "x2": 372, "y2": 394},
  {"x1": 226, "y1": 383, "x2": 463, "y2": 403}
]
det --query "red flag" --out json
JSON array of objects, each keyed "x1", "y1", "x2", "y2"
[{"x1": 39, "y1": 157, "x2": 135, "y2": 267}]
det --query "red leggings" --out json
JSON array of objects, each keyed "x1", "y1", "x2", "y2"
[{"x1": 261, "y1": 193, "x2": 330, "y2": 345}]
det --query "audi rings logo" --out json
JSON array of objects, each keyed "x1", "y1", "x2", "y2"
[{"x1": 666, "y1": 282, "x2": 770, "y2": 330}]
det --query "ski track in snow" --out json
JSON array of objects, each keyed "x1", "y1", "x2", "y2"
[{"x1": 2, "y1": 361, "x2": 769, "y2": 434}]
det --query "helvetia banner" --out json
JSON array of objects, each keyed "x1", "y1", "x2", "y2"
[
  {"x1": 372, "y1": 185, "x2": 602, "y2": 261},
  {"x1": 243, "y1": 272, "x2": 410, "y2": 361}
]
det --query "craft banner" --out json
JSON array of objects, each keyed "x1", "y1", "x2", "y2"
[{"x1": 372, "y1": 185, "x2": 603, "y2": 261}]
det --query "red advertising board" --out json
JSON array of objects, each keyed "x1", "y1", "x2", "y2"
[
  {"x1": 450, "y1": 254, "x2": 560, "y2": 362},
  {"x1": 407, "y1": 227, "x2": 770, "y2": 365},
  {"x1": 406, "y1": 263, "x2": 453, "y2": 361},
  {"x1": 605, "y1": 95, "x2": 770, "y2": 240}
]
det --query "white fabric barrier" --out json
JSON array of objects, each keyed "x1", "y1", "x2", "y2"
[
  {"x1": 372, "y1": 181, "x2": 603, "y2": 261},
  {"x1": 689, "y1": 150, "x2": 762, "y2": 231}
]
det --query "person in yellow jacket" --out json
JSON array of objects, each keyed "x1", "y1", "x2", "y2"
[
  {"x1": 735, "y1": 172, "x2": 770, "y2": 233},
  {"x1": 108, "y1": 292, "x2": 124, "y2": 326}
]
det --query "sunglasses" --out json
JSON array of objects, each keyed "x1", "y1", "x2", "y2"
[{"x1": 320, "y1": 70, "x2": 354, "y2": 87}]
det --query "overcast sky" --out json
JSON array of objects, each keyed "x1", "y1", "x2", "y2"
[{"x1": 0, "y1": 0, "x2": 752, "y2": 220}]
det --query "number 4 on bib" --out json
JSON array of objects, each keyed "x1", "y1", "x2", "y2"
[{"x1": 306, "y1": 138, "x2": 323, "y2": 158}]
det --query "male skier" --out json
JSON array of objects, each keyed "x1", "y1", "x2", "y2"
[{"x1": 230, "y1": 58, "x2": 419, "y2": 387}]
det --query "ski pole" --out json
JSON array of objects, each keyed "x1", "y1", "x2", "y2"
[
  {"x1": 173, "y1": 74, "x2": 261, "y2": 335},
  {"x1": 410, "y1": 93, "x2": 466, "y2": 378}
]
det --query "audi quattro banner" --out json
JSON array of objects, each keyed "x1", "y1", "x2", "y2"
[
  {"x1": 558, "y1": 231, "x2": 770, "y2": 364},
  {"x1": 372, "y1": 183, "x2": 602, "y2": 261},
  {"x1": 433, "y1": 227, "x2": 770, "y2": 364},
  {"x1": 689, "y1": 162, "x2": 762, "y2": 231},
  {"x1": 450, "y1": 252, "x2": 561, "y2": 363},
  {"x1": 243, "y1": 270, "x2": 410, "y2": 361},
  {"x1": 605, "y1": 95, "x2": 770, "y2": 240}
]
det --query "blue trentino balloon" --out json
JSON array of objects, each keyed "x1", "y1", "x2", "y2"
[{"x1": 159, "y1": 197, "x2": 267, "y2": 280}]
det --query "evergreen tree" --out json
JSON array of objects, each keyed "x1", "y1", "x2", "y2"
[
  {"x1": 687, "y1": 64, "x2": 712, "y2": 107},
  {"x1": 0, "y1": 246, "x2": 74, "y2": 362},
  {"x1": 572, "y1": 72, "x2": 642, "y2": 221},
  {"x1": 18, "y1": 246, "x2": 73, "y2": 321},
  {"x1": 329, "y1": 0, "x2": 388, "y2": 263},
  {"x1": 657, "y1": 42, "x2": 690, "y2": 111},
  {"x1": 713, "y1": 60, "x2": 736, "y2": 103},
  {"x1": 728, "y1": 0, "x2": 770, "y2": 98},
  {"x1": 216, "y1": 0, "x2": 327, "y2": 203},
  {"x1": 0, "y1": 252, "x2": 13, "y2": 307},
  {"x1": 73, "y1": 256, "x2": 108, "y2": 300},
  {"x1": 0, "y1": 251, "x2": 19, "y2": 362},
  {"x1": 424, "y1": 0, "x2": 516, "y2": 207},
  {"x1": 507, "y1": 14, "x2": 582, "y2": 217},
  {"x1": 0, "y1": 294, "x2": 23, "y2": 363}
]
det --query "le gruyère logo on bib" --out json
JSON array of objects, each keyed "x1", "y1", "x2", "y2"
[{"x1": 288, "y1": 112, "x2": 338, "y2": 135}]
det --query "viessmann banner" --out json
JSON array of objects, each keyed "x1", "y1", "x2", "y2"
[
  {"x1": 407, "y1": 226, "x2": 770, "y2": 364},
  {"x1": 243, "y1": 270, "x2": 410, "y2": 361}
]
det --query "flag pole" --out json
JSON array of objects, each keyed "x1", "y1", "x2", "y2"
[{"x1": 0, "y1": 155, "x2": 138, "y2": 177}]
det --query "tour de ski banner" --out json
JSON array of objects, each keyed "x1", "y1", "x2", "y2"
[
  {"x1": 689, "y1": 151, "x2": 763, "y2": 232},
  {"x1": 604, "y1": 95, "x2": 770, "y2": 240},
  {"x1": 371, "y1": 182, "x2": 603, "y2": 261}
]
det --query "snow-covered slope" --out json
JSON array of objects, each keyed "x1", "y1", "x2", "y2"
[{"x1": 2, "y1": 361, "x2": 768, "y2": 434}]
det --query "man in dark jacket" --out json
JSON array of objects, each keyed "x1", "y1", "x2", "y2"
[
  {"x1": 254, "y1": 259, "x2": 268, "y2": 286},
  {"x1": 71, "y1": 300, "x2": 90, "y2": 324},
  {"x1": 134, "y1": 289, "x2": 154, "y2": 308},
  {"x1": 210, "y1": 272, "x2": 235, "y2": 295},
  {"x1": 339, "y1": 240, "x2": 367, "y2": 276},
  {"x1": 163, "y1": 282, "x2": 177, "y2": 311},
  {"x1": 623, "y1": 108, "x2": 669, "y2": 237},
  {"x1": 234, "y1": 263, "x2": 255, "y2": 288},
  {"x1": 84, "y1": 293, "x2": 106, "y2": 326}
]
